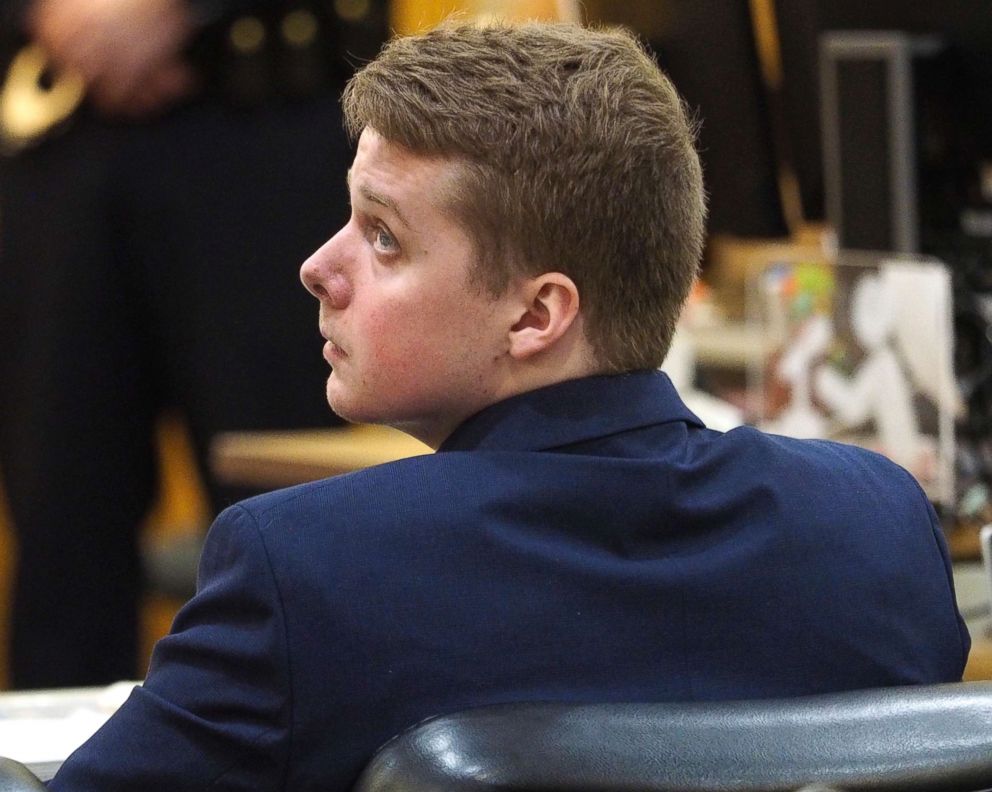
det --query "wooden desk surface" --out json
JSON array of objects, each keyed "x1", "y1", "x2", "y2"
[
  {"x1": 210, "y1": 424, "x2": 432, "y2": 489},
  {"x1": 966, "y1": 632, "x2": 992, "y2": 681}
]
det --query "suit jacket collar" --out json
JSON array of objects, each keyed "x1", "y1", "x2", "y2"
[{"x1": 437, "y1": 370, "x2": 704, "y2": 453}]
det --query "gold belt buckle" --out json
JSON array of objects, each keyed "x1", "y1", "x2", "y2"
[{"x1": 0, "y1": 44, "x2": 85, "y2": 154}]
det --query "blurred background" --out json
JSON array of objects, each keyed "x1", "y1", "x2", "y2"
[{"x1": 1, "y1": 0, "x2": 991, "y2": 689}]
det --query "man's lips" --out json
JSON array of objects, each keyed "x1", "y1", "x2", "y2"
[{"x1": 321, "y1": 332, "x2": 346, "y2": 362}]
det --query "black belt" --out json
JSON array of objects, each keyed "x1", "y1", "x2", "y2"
[
  {"x1": 0, "y1": 0, "x2": 386, "y2": 153},
  {"x1": 193, "y1": 1, "x2": 387, "y2": 105}
]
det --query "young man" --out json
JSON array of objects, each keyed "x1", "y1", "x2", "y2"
[{"x1": 50, "y1": 21, "x2": 968, "y2": 792}]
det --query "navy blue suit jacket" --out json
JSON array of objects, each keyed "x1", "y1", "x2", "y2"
[{"x1": 52, "y1": 371, "x2": 969, "y2": 791}]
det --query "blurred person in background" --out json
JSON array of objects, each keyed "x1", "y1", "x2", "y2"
[{"x1": 0, "y1": 0, "x2": 386, "y2": 689}]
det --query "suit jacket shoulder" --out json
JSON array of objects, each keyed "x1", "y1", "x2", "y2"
[{"x1": 51, "y1": 371, "x2": 970, "y2": 791}]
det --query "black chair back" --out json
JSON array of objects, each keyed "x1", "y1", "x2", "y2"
[
  {"x1": 0, "y1": 758, "x2": 45, "y2": 792},
  {"x1": 354, "y1": 683, "x2": 992, "y2": 792}
]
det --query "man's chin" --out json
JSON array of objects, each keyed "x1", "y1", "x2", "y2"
[
  {"x1": 325, "y1": 381, "x2": 355, "y2": 422},
  {"x1": 326, "y1": 380, "x2": 376, "y2": 426}
]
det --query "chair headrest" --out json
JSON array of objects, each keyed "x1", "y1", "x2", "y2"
[
  {"x1": 0, "y1": 758, "x2": 46, "y2": 792},
  {"x1": 355, "y1": 682, "x2": 992, "y2": 792}
]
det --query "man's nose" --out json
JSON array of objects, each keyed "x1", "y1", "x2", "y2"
[{"x1": 300, "y1": 233, "x2": 353, "y2": 309}]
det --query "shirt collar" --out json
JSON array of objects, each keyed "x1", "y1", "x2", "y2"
[{"x1": 437, "y1": 370, "x2": 704, "y2": 453}]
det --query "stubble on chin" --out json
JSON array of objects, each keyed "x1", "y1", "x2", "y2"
[{"x1": 324, "y1": 372, "x2": 370, "y2": 426}]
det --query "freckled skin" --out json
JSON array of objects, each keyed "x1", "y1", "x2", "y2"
[{"x1": 300, "y1": 130, "x2": 522, "y2": 448}]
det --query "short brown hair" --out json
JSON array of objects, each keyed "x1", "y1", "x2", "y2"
[{"x1": 342, "y1": 22, "x2": 706, "y2": 371}]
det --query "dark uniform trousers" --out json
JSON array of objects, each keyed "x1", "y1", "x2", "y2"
[{"x1": 0, "y1": 92, "x2": 351, "y2": 687}]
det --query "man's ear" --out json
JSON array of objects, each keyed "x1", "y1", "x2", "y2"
[{"x1": 507, "y1": 272, "x2": 581, "y2": 360}]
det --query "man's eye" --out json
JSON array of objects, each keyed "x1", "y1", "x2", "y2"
[{"x1": 373, "y1": 226, "x2": 397, "y2": 252}]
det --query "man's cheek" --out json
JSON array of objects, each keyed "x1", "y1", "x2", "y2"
[{"x1": 368, "y1": 316, "x2": 422, "y2": 368}]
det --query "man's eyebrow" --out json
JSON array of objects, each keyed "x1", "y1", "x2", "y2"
[{"x1": 346, "y1": 168, "x2": 412, "y2": 229}]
